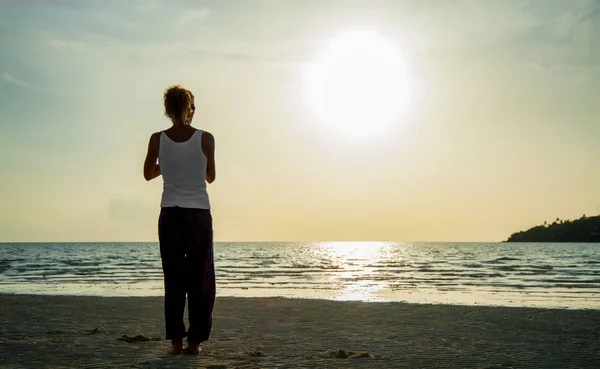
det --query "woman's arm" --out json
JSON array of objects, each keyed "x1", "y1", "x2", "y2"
[
  {"x1": 202, "y1": 131, "x2": 216, "y2": 184},
  {"x1": 143, "y1": 132, "x2": 161, "y2": 181}
]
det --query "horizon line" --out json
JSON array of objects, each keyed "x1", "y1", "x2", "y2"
[{"x1": 0, "y1": 240, "x2": 511, "y2": 244}]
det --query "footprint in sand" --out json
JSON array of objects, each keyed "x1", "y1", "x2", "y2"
[
  {"x1": 88, "y1": 327, "x2": 107, "y2": 334},
  {"x1": 117, "y1": 334, "x2": 161, "y2": 343}
]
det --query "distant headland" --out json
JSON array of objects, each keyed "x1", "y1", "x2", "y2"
[{"x1": 506, "y1": 215, "x2": 600, "y2": 242}]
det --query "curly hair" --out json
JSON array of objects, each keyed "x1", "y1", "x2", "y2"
[{"x1": 163, "y1": 85, "x2": 195, "y2": 123}]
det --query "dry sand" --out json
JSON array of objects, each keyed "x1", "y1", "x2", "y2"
[{"x1": 0, "y1": 294, "x2": 598, "y2": 368}]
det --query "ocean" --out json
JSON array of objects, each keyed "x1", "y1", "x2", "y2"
[{"x1": 1, "y1": 242, "x2": 598, "y2": 309}]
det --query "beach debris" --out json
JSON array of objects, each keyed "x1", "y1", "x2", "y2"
[
  {"x1": 206, "y1": 365, "x2": 228, "y2": 369},
  {"x1": 328, "y1": 349, "x2": 373, "y2": 359},
  {"x1": 248, "y1": 348, "x2": 263, "y2": 357},
  {"x1": 331, "y1": 349, "x2": 353, "y2": 358},
  {"x1": 89, "y1": 327, "x2": 107, "y2": 334},
  {"x1": 117, "y1": 334, "x2": 161, "y2": 343}
]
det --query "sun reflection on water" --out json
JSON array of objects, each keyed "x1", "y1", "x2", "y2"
[{"x1": 311, "y1": 241, "x2": 401, "y2": 301}]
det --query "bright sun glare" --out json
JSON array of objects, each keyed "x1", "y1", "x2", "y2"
[{"x1": 305, "y1": 30, "x2": 410, "y2": 139}]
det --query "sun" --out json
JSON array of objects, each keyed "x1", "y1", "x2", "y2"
[{"x1": 304, "y1": 30, "x2": 411, "y2": 139}]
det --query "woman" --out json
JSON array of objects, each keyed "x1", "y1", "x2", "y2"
[{"x1": 143, "y1": 85, "x2": 216, "y2": 355}]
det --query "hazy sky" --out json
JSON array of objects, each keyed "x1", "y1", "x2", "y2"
[{"x1": 1, "y1": 0, "x2": 599, "y2": 242}]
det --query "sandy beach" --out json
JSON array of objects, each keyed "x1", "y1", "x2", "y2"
[{"x1": 0, "y1": 294, "x2": 598, "y2": 368}]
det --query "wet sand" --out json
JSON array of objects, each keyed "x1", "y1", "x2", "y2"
[{"x1": 0, "y1": 294, "x2": 598, "y2": 368}]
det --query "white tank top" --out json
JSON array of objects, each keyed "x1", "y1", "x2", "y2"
[{"x1": 159, "y1": 129, "x2": 210, "y2": 209}]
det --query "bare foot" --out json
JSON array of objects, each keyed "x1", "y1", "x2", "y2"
[
  {"x1": 184, "y1": 343, "x2": 201, "y2": 355},
  {"x1": 170, "y1": 340, "x2": 183, "y2": 355}
]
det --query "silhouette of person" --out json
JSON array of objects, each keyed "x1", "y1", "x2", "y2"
[{"x1": 143, "y1": 85, "x2": 216, "y2": 355}]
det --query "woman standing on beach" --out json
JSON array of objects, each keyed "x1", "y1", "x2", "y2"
[{"x1": 143, "y1": 85, "x2": 216, "y2": 355}]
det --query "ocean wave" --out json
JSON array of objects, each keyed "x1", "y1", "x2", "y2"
[
  {"x1": 528, "y1": 264, "x2": 554, "y2": 270},
  {"x1": 61, "y1": 260, "x2": 102, "y2": 267},
  {"x1": 461, "y1": 263, "x2": 484, "y2": 268},
  {"x1": 0, "y1": 261, "x2": 11, "y2": 274},
  {"x1": 484, "y1": 257, "x2": 520, "y2": 265},
  {"x1": 514, "y1": 271, "x2": 554, "y2": 276},
  {"x1": 2, "y1": 242, "x2": 599, "y2": 304},
  {"x1": 495, "y1": 265, "x2": 517, "y2": 271}
]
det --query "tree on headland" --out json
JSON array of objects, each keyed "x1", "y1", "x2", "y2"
[{"x1": 506, "y1": 214, "x2": 600, "y2": 242}]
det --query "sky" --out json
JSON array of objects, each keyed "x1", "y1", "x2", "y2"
[{"x1": 1, "y1": 0, "x2": 599, "y2": 242}]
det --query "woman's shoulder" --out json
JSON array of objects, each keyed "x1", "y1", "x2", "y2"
[
  {"x1": 148, "y1": 131, "x2": 163, "y2": 150},
  {"x1": 199, "y1": 129, "x2": 214, "y2": 138},
  {"x1": 200, "y1": 130, "x2": 215, "y2": 145},
  {"x1": 150, "y1": 131, "x2": 163, "y2": 142}
]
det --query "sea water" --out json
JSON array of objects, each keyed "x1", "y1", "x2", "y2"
[{"x1": 1, "y1": 242, "x2": 598, "y2": 309}]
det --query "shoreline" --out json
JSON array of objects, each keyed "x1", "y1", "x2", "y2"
[
  {"x1": 1, "y1": 286, "x2": 598, "y2": 310},
  {"x1": 1, "y1": 294, "x2": 599, "y2": 368},
  {"x1": 1, "y1": 290, "x2": 600, "y2": 311}
]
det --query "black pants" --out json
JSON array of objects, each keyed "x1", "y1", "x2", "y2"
[{"x1": 158, "y1": 207, "x2": 215, "y2": 344}]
